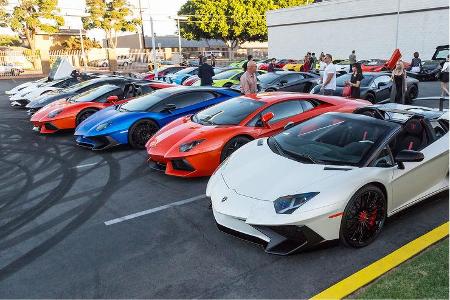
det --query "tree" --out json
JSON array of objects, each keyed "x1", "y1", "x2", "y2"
[
  {"x1": 178, "y1": 0, "x2": 311, "y2": 55},
  {"x1": 0, "y1": 34, "x2": 22, "y2": 47},
  {"x1": 83, "y1": 0, "x2": 141, "y2": 49},
  {"x1": 0, "y1": 0, "x2": 9, "y2": 26},
  {"x1": 56, "y1": 36, "x2": 101, "y2": 50},
  {"x1": 9, "y1": 0, "x2": 64, "y2": 52}
]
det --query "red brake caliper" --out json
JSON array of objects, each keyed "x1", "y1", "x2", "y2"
[{"x1": 368, "y1": 209, "x2": 378, "y2": 228}]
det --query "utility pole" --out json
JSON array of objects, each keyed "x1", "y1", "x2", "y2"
[
  {"x1": 79, "y1": 28, "x2": 87, "y2": 71},
  {"x1": 148, "y1": 0, "x2": 158, "y2": 77},
  {"x1": 395, "y1": 0, "x2": 401, "y2": 49},
  {"x1": 169, "y1": 16, "x2": 188, "y2": 62},
  {"x1": 138, "y1": 0, "x2": 145, "y2": 49}
]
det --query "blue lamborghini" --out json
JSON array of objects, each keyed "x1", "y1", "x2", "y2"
[{"x1": 74, "y1": 86, "x2": 241, "y2": 150}]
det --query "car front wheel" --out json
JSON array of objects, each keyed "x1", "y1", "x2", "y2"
[
  {"x1": 220, "y1": 136, "x2": 252, "y2": 162},
  {"x1": 339, "y1": 184, "x2": 387, "y2": 248},
  {"x1": 128, "y1": 120, "x2": 159, "y2": 149}
]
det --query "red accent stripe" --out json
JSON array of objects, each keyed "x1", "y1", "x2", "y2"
[
  {"x1": 363, "y1": 131, "x2": 368, "y2": 140},
  {"x1": 328, "y1": 212, "x2": 344, "y2": 219},
  {"x1": 408, "y1": 141, "x2": 414, "y2": 150}
]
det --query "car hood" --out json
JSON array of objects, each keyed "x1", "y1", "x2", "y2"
[
  {"x1": 30, "y1": 99, "x2": 68, "y2": 121},
  {"x1": 74, "y1": 106, "x2": 145, "y2": 136},
  {"x1": 147, "y1": 118, "x2": 236, "y2": 154},
  {"x1": 221, "y1": 139, "x2": 347, "y2": 201},
  {"x1": 26, "y1": 92, "x2": 73, "y2": 109}
]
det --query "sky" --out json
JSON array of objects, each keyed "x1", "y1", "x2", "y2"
[{"x1": 1, "y1": 0, "x2": 188, "y2": 41}]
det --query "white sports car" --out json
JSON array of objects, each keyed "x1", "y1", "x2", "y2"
[{"x1": 207, "y1": 104, "x2": 449, "y2": 255}]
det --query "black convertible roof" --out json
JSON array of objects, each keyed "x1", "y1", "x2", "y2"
[{"x1": 355, "y1": 103, "x2": 448, "y2": 123}]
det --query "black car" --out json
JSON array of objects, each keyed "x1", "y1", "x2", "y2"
[
  {"x1": 257, "y1": 71, "x2": 320, "y2": 93},
  {"x1": 407, "y1": 60, "x2": 441, "y2": 81},
  {"x1": 311, "y1": 72, "x2": 419, "y2": 104},
  {"x1": 25, "y1": 76, "x2": 147, "y2": 114}
]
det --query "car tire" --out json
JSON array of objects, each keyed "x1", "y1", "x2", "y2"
[
  {"x1": 265, "y1": 88, "x2": 276, "y2": 92},
  {"x1": 76, "y1": 108, "x2": 99, "y2": 126},
  {"x1": 128, "y1": 119, "x2": 159, "y2": 149},
  {"x1": 407, "y1": 85, "x2": 419, "y2": 103},
  {"x1": 122, "y1": 62, "x2": 128, "y2": 67},
  {"x1": 365, "y1": 93, "x2": 376, "y2": 104},
  {"x1": 220, "y1": 136, "x2": 252, "y2": 162},
  {"x1": 339, "y1": 184, "x2": 387, "y2": 248},
  {"x1": 102, "y1": 62, "x2": 108, "y2": 67}
]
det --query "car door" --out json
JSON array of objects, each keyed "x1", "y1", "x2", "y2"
[
  {"x1": 247, "y1": 100, "x2": 304, "y2": 137},
  {"x1": 389, "y1": 127, "x2": 449, "y2": 213},
  {"x1": 278, "y1": 74, "x2": 306, "y2": 92},
  {"x1": 95, "y1": 88, "x2": 125, "y2": 107},
  {"x1": 371, "y1": 75, "x2": 392, "y2": 101},
  {"x1": 157, "y1": 91, "x2": 219, "y2": 123}
]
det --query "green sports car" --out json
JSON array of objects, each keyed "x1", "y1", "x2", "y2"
[{"x1": 209, "y1": 69, "x2": 266, "y2": 87}]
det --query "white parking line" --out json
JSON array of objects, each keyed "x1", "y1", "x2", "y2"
[
  {"x1": 104, "y1": 194, "x2": 207, "y2": 226},
  {"x1": 70, "y1": 162, "x2": 101, "y2": 169}
]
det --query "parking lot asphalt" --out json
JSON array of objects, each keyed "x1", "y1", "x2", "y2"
[{"x1": 0, "y1": 79, "x2": 448, "y2": 298}]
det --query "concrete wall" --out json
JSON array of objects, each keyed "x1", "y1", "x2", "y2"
[{"x1": 267, "y1": 0, "x2": 449, "y2": 62}]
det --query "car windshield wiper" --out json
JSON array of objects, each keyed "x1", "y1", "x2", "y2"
[
  {"x1": 199, "y1": 110, "x2": 223, "y2": 125},
  {"x1": 283, "y1": 149, "x2": 322, "y2": 164}
]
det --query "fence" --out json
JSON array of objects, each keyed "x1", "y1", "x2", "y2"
[{"x1": 0, "y1": 48, "x2": 268, "y2": 77}]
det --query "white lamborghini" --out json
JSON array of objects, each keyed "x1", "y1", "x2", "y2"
[{"x1": 206, "y1": 104, "x2": 449, "y2": 255}]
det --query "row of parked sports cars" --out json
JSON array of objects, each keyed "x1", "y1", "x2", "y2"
[{"x1": 7, "y1": 70, "x2": 448, "y2": 255}]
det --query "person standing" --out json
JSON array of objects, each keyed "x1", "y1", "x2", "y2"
[
  {"x1": 267, "y1": 58, "x2": 276, "y2": 72},
  {"x1": 349, "y1": 50, "x2": 356, "y2": 69},
  {"x1": 211, "y1": 54, "x2": 216, "y2": 67},
  {"x1": 240, "y1": 60, "x2": 258, "y2": 95},
  {"x1": 310, "y1": 53, "x2": 317, "y2": 70},
  {"x1": 410, "y1": 52, "x2": 422, "y2": 73},
  {"x1": 242, "y1": 55, "x2": 253, "y2": 72},
  {"x1": 198, "y1": 57, "x2": 214, "y2": 86},
  {"x1": 345, "y1": 63, "x2": 363, "y2": 98},
  {"x1": 302, "y1": 55, "x2": 311, "y2": 72},
  {"x1": 390, "y1": 61, "x2": 407, "y2": 104},
  {"x1": 321, "y1": 54, "x2": 337, "y2": 95},
  {"x1": 439, "y1": 55, "x2": 449, "y2": 97}
]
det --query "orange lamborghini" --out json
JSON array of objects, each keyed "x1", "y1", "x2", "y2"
[
  {"x1": 31, "y1": 81, "x2": 174, "y2": 134},
  {"x1": 145, "y1": 92, "x2": 370, "y2": 177}
]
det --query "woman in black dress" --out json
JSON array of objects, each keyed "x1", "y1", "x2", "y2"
[
  {"x1": 345, "y1": 63, "x2": 363, "y2": 98},
  {"x1": 391, "y1": 61, "x2": 407, "y2": 104}
]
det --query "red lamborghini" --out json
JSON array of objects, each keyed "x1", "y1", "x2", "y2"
[{"x1": 146, "y1": 92, "x2": 370, "y2": 177}]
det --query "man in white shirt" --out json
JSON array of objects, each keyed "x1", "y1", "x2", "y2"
[{"x1": 321, "y1": 54, "x2": 337, "y2": 96}]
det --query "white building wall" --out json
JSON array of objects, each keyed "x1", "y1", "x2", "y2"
[{"x1": 267, "y1": 0, "x2": 449, "y2": 62}]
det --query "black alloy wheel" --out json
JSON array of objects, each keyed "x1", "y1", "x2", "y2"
[
  {"x1": 76, "y1": 108, "x2": 98, "y2": 126},
  {"x1": 340, "y1": 184, "x2": 387, "y2": 248},
  {"x1": 220, "y1": 136, "x2": 252, "y2": 162},
  {"x1": 129, "y1": 120, "x2": 159, "y2": 149}
]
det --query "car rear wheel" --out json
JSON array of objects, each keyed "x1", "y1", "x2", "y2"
[
  {"x1": 128, "y1": 119, "x2": 159, "y2": 149},
  {"x1": 76, "y1": 108, "x2": 99, "y2": 126},
  {"x1": 220, "y1": 136, "x2": 252, "y2": 162},
  {"x1": 365, "y1": 93, "x2": 376, "y2": 104},
  {"x1": 339, "y1": 184, "x2": 387, "y2": 248}
]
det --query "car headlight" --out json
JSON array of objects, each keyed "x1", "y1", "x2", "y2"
[
  {"x1": 273, "y1": 192, "x2": 319, "y2": 214},
  {"x1": 179, "y1": 139, "x2": 205, "y2": 152},
  {"x1": 96, "y1": 122, "x2": 111, "y2": 131},
  {"x1": 47, "y1": 108, "x2": 63, "y2": 118}
]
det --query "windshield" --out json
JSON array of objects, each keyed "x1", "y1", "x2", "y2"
[
  {"x1": 268, "y1": 113, "x2": 392, "y2": 166},
  {"x1": 335, "y1": 74, "x2": 373, "y2": 87},
  {"x1": 175, "y1": 67, "x2": 196, "y2": 75},
  {"x1": 70, "y1": 85, "x2": 118, "y2": 102},
  {"x1": 212, "y1": 69, "x2": 240, "y2": 80},
  {"x1": 64, "y1": 79, "x2": 98, "y2": 93},
  {"x1": 192, "y1": 97, "x2": 264, "y2": 125},
  {"x1": 258, "y1": 72, "x2": 280, "y2": 84},
  {"x1": 365, "y1": 60, "x2": 386, "y2": 66},
  {"x1": 119, "y1": 89, "x2": 168, "y2": 112}
]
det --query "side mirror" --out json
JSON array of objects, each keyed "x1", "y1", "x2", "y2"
[
  {"x1": 279, "y1": 80, "x2": 288, "y2": 86},
  {"x1": 284, "y1": 121, "x2": 295, "y2": 130},
  {"x1": 161, "y1": 103, "x2": 177, "y2": 113},
  {"x1": 395, "y1": 150, "x2": 424, "y2": 169},
  {"x1": 261, "y1": 112, "x2": 274, "y2": 128},
  {"x1": 107, "y1": 95, "x2": 119, "y2": 103}
]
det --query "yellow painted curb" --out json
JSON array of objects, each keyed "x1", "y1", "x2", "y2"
[{"x1": 310, "y1": 222, "x2": 449, "y2": 300}]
